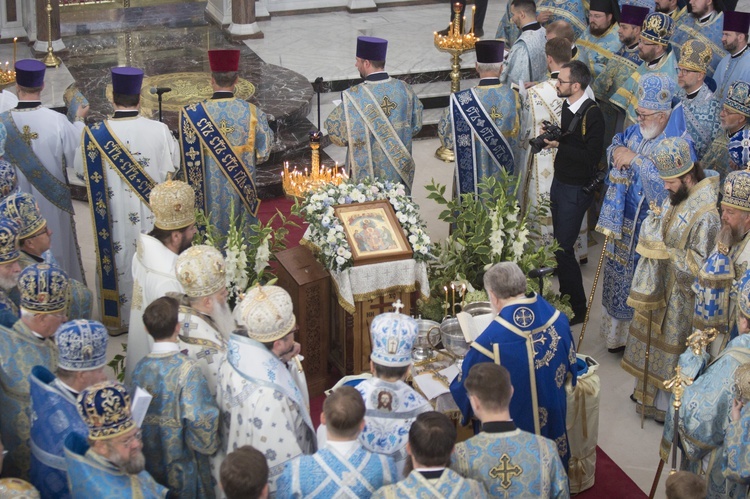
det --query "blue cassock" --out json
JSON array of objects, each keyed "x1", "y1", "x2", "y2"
[
  {"x1": 0, "y1": 320, "x2": 58, "y2": 479},
  {"x1": 131, "y1": 350, "x2": 220, "y2": 499},
  {"x1": 0, "y1": 289, "x2": 18, "y2": 328},
  {"x1": 450, "y1": 293, "x2": 578, "y2": 469},
  {"x1": 64, "y1": 432, "x2": 168, "y2": 499},
  {"x1": 277, "y1": 445, "x2": 397, "y2": 498},
  {"x1": 29, "y1": 366, "x2": 89, "y2": 499}
]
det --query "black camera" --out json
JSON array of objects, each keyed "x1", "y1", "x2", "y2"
[
  {"x1": 582, "y1": 169, "x2": 607, "y2": 196},
  {"x1": 529, "y1": 120, "x2": 564, "y2": 155}
]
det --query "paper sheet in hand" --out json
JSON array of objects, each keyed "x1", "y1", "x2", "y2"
[
  {"x1": 414, "y1": 364, "x2": 461, "y2": 400},
  {"x1": 131, "y1": 386, "x2": 153, "y2": 427},
  {"x1": 456, "y1": 311, "x2": 494, "y2": 342}
]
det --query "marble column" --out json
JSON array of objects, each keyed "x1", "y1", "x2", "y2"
[
  {"x1": 33, "y1": 0, "x2": 64, "y2": 52},
  {"x1": 227, "y1": 0, "x2": 263, "y2": 40},
  {"x1": 1, "y1": 0, "x2": 29, "y2": 39}
]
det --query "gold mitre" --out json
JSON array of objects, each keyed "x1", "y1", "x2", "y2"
[
  {"x1": 149, "y1": 180, "x2": 196, "y2": 230},
  {"x1": 234, "y1": 284, "x2": 296, "y2": 343},
  {"x1": 0, "y1": 478, "x2": 40, "y2": 498},
  {"x1": 175, "y1": 245, "x2": 226, "y2": 298},
  {"x1": 735, "y1": 363, "x2": 750, "y2": 404}
]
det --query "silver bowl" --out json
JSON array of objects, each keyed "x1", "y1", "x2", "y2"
[
  {"x1": 463, "y1": 301, "x2": 492, "y2": 316},
  {"x1": 428, "y1": 317, "x2": 471, "y2": 372}
]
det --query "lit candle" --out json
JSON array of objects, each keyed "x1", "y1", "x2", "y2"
[
  {"x1": 444, "y1": 285, "x2": 449, "y2": 312},
  {"x1": 12, "y1": 38, "x2": 16, "y2": 66},
  {"x1": 451, "y1": 283, "x2": 456, "y2": 314}
]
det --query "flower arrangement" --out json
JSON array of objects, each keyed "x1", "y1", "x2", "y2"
[
  {"x1": 419, "y1": 171, "x2": 570, "y2": 321},
  {"x1": 195, "y1": 199, "x2": 297, "y2": 302},
  {"x1": 294, "y1": 178, "x2": 432, "y2": 272}
]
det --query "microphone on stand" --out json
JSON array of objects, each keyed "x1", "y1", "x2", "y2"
[{"x1": 150, "y1": 88, "x2": 171, "y2": 123}]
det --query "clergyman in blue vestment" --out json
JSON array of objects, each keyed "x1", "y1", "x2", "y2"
[
  {"x1": 29, "y1": 320, "x2": 109, "y2": 498},
  {"x1": 63, "y1": 381, "x2": 168, "y2": 498},
  {"x1": 372, "y1": 412, "x2": 488, "y2": 498},
  {"x1": 0, "y1": 263, "x2": 69, "y2": 479},
  {"x1": 452, "y1": 363, "x2": 569, "y2": 498},
  {"x1": 132, "y1": 296, "x2": 220, "y2": 499},
  {"x1": 450, "y1": 262, "x2": 578, "y2": 469},
  {"x1": 278, "y1": 386, "x2": 397, "y2": 498}
]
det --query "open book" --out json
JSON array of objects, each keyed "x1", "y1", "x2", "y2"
[{"x1": 455, "y1": 311, "x2": 494, "y2": 343}]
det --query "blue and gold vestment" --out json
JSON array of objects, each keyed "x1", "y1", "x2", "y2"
[
  {"x1": 595, "y1": 123, "x2": 694, "y2": 349},
  {"x1": 450, "y1": 293, "x2": 578, "y2": 469},
  {"x1": 713, "y1": 46, "x2": 750, "y2": 102},
  {"x1": 29, "y1": 366, "x2": 88, "y2": 499},
  {"x1": 438, "y1": 78, "x2": 522, "y2": 190},
  {"x1": 0, "y1": 319, "x2": 57, "y2": 479},
  {"x1": 0, "y1": 288, "x2": 18, "y2": 327},
  {"x1": 725, "y1": 403, "x2": 750, "y2": 497},
  {"x1": 18, "y1": 251, "x2": 92, "y2": 321},
  {"x1": 277, "y1": 444, "x2": 397, "y2": 498},
  {"x1": 670, "y1": 11, "x2": 727, "y2": 77},
  {"x1": 64, "y1": 432, "x2": 168, "y2": 498},
  {"x1": 372, "y1": 468, "x2": 488, "y2": 498},
  {"x1": 181, "y1": 95, "x2": 273, "y2": 239},
  {"x1": 660, "y1": 334, "x2": 750, "y2": 499},
  {"x1": 325, "y1": 74, "x2": 423, "y2": 194},
  {"x1": 452, "y1": 421, "x2": 569, "y2": 498},
  {"x1": 679, "y1": 85, "x2": 722, "y2": 168},
  {"x1": 577, "y1": 23, "x2": 623, "y2": 82},
  {"x1": 131, "y1": 348, "x2": 220, "y2": 499},
  {"x1": 610, "y1": 47, "x2": 679, "y2": 126}
]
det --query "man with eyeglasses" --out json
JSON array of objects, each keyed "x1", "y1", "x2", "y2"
[
  {"x1": 0, "y1": 192, "x2": 92, "y2": 321},
  {"x1": 0, "y1": 263, "x2": 69, "y2": 479},
  {"x1": 703, "y1": 81, "x2": 750, "y2": 179},
  {"x1": 596, "y1": 73, "x2": 696, "y2": 356},
  {"x1": 675, "y1": 39, "x2": 724, "y2": 174},
  {"x1": 669, "y1": 0, "x2": 727, "y2": 76},
  {"x1": 64, "y1": 381, "x2": 169, "y2": 497},
  {"x1": 611, "y1": 12, "x2": 679, "y2": 127},
  {"x1": 544, "y1": 60, "x2": 604, "y2": 326}
]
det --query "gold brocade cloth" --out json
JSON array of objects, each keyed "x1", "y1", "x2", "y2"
[{"x1": 105, "y1": 72, "x2": 256, "y2": 114}]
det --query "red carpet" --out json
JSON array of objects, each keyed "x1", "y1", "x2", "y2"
[{"x1": 267, "y1": 196, "x2": 645, "y2": 498}]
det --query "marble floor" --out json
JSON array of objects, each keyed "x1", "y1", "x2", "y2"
[{"x1": 60, "y1": 0, "x2": 750, "y2": 496}]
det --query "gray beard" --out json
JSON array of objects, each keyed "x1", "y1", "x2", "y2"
[
  {"x1": 210, "y1": 297, "x2": 236, "y2": 340},
  {"x1": 0, "y1": 274, "x2": 17, "y2": 292},
  {"x1": 640, "y1": 123, "x2": 661, "y2": 140},
  {"x1": 110, "y1": 449, "x2": 146, "y2": 475}
]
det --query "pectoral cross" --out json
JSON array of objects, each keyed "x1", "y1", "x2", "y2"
[
  {"x1": 218, "y1": 119, "x2": 235, "y2": 136},
  {"x1": 381, "y1": 96, "x2": 397, "y2": 117},
  {"x1": 21, "y1": 125, "x2": 38, "y2": 146},
  {"x1": 489, "y1": 454, "x2": 523, "y2": 489},
  {"x1": 489, "y1": 106, "x2": 504, "y2": 120},
  {"x1": 196, "y1": 348, "x2": 217, "y2": 364}
]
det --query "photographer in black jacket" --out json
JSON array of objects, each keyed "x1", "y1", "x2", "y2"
[{"x1": 544, "y1": 60, "x2": 605, "y2": 324}]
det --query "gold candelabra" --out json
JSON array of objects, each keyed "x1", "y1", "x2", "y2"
[
  {"x1": 42, "y1": 0, "x2": 61, "y2": 67},
  {"x1": 0, "y1": 38, "x2": 18, "y2": 85},
  {"x1": 433, "y1": 2, "x2": 479, "y2": 163},
  {"x1": 281, "y1": 131, "x2": 347, "y2": 199}
]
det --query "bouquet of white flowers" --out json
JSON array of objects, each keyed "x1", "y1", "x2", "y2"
[{"x1": 295, "y1": 178, "x2": 432, "y2": 272}]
